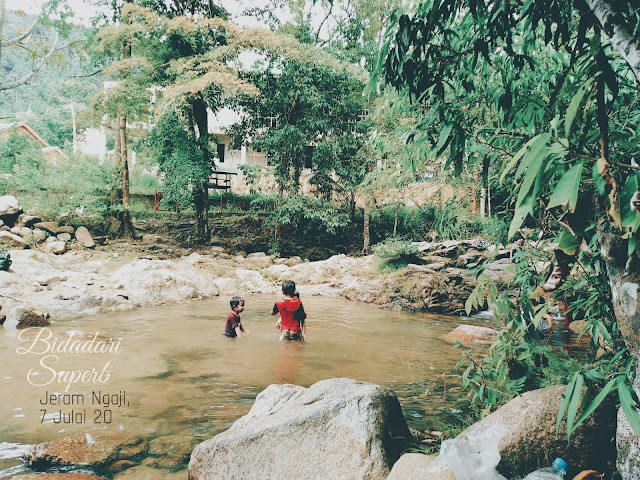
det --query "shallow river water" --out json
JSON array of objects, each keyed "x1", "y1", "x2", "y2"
[{"x1": 0, "y1": 295, "x2": 579, "y2": 477}]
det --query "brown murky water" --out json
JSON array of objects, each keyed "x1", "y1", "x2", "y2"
[{"x1": 0, "y1": 296, "x2": 582, "y2": 477}]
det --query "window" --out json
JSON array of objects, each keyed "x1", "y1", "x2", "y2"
[{"x1": 217, "y1": 143, "x2": 225, "y2": 163}]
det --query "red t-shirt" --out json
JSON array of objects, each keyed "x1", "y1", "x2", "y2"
[
  {"x1": 273, "y1": 298, "x2": 303, "y2": 332},
  {"x1": 223, "y1": 312, "x2": 243, "y2": 337}
]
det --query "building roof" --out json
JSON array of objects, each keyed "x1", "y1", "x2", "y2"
[{"x1": 0, "y1": 121, "x2": 68, "y2": 161}]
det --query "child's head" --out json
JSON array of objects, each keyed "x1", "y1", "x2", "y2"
[
  {"x1": 282, "y1": 280, "x2": 296, "y2": 297},
  {"x1": 230, "y1": 296, "x2": 245, "y2": 312}
]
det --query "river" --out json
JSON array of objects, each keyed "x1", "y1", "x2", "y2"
[{"x1": 0, "y1": 295, "x2": 533, "y2": 477}]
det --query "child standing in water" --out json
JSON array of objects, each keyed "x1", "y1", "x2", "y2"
[
  {"x1": 223, "y1": 296, "x2": 248, "y2": 338},
  {"x1": 272, "y1": 280, "x2": 306, "y2": 341}
]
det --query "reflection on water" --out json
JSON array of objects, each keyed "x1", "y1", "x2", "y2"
[{"x1": 0, "y1": 296, "x2": 588, "y2": 477}]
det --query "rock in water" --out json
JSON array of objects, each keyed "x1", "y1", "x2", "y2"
[{"x1": 189, "y1": 378, "x2": 411, "y2": 480}]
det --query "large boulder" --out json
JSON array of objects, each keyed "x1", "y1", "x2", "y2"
[
  {"x1": 461, "y1": 385, "x2": 617, "y2": 478},
  {"x1": 0, "y1": 231, "x2": 27, "y2": 249},
  {"x1": 442, "y1": 324, "x2": 499, "y2": 346},
  {"x1": 387, "y1": 453, "x2": 455, "y2": 480},
  {"x1": 188, "y1": 378, "x2": 412, "y2": 480},
  {"x1": 33, "y1": 222, "x2": 60, "y2": 234},
  {"x1": 24, "y1": 430, "x2": 147, "y2": 471},
  {"x1": 0, "y1": 195, "x2": 22, "y2": 218},
  {"x1": 75, "y1": 226, "x2": 96, "y2": 248}
]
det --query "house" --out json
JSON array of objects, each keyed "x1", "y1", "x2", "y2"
[{"x1": 0, "y1": 122, "x2": 69, "y2": 163}]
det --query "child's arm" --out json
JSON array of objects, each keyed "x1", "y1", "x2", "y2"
[{"x1": 275, "y1": 318, "x2": 281, "y2": 329}]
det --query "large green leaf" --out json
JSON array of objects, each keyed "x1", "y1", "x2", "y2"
[
  {"x1": 557, "y1": 227, "x2": 581, "y2": 255},
  {"x1": 500, "y1": 133, "x2": 549, "y2": 184},
  {"x1": 514, "y1": 133, "x2": 551, "y2": 180},
  {"x1": 508, "y1": 191, "x2": 535, "y2": 239},
  {"x1": 618, "y1": 378, "x2": 640, "y2": 437},
  {"x1": 556, "y1": 373, "x2": 577, "y2": 434},
  {"x1": 547, "y1": 161, "x2": 584, "y2": 212},
  {"x1": 568, "y1": 377, "x2": 617, "y2": 438},
  {"x1": 565, "y1": 76, "x2": 594, "y2": 138},
  {"x1": 566, "y1": 372, "x2": 584, "y2": 440},
  {"x1": 621, "y1": 174, "x2": 639, "y2": 228}
]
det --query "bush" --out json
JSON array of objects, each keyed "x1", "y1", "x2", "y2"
[{"x1": 372, "y1": 237, "x2": 418, "y2": 271}]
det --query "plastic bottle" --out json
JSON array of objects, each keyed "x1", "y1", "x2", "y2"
[{"x1": 523, "y1": 458, "x2": 569, "y2": 480}]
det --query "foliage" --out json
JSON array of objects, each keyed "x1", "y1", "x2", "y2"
[
  {"x1": 228, "y1": 49, "x2": 370, "y2": 200},
  {"x1": 372, "y1": 236, "x2": 418, "y2": 271},
  {"x1": 146, "y1": 110, "x2": 214, "y2": 210},
  {"x1": 378, "y1": 0, "x2": 640, "y2": 437}
]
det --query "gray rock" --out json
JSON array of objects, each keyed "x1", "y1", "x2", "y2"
[
  {"x1": 10, "y1": 226, "x2": 21, "y2": 235},
  {"x1": 274, "y1": 256, "x2": 303, "y2": 267},
  {"x1": 3, "y1": 306, "x2": 50, "y2": 329},
  {"x1": 0, "y1": 231, "x2": 27, "y2": 249},
  {"x1": 7, "y1": 473, "x2": 108, "y2": 479},
  {"x1": 0, "y1": 225, "x2": 9, "y2": 232},
  {"x1": 17, "y1": 214, "x2": 42, "y2": 228},
  {"x1": 34, "y1": 221, "x2": 60, "y2": 233},
  {"x1": 45, "y1": 241, "x2": 67, "y2": 255},
  {"x1": 461, "y1": 385, "x2": 617, "y2": 477},
  {"x1": 442, "y1": 324, "x2": 499, "y2": 346},
  {"x1": 31, "y1": 228, "x2": 47, "y2": 243},
  {"x1": 141, "y1": 234, "x2": 160, "y2": 244},
  {"x1": 617, "y1": 396, "x2": 640, "y2": 480},
  {"x1": 46, "y1": 236, "x2": 57, "y2": 244},
  {"x1": 387, "y1": 453, "x2": 455, "y2": 480},
  {"x1": 57, "y1": 233, "x2": 72, "y2": 242},
  {"x1": 423, "y1": 262, "x2": 446, "y2": 271},
  {"x1": 24, "y1": 430, "x2": 147, "y2": 470},
  {"x1": 75, "y1": 226, "x2": 96, "y2": 248},
  {"x1": 0, "y1": 195, "x2": 22, "y2": 217},
  {"x1": 189, "y1": 378, "x2": 411, "y2": 480},
  {"x1": 20, "y1": 226, "x2": 33, "y2": 237},
  {"x1": 56, "y1": 225, "x2": 75, "y2": 235}
]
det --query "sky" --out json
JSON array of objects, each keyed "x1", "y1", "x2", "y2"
[{"x1": 4, "y1": 0, "x2": 290, "y2": 27}]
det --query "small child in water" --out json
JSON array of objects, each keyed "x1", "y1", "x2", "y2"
[
  {"x1": 222, "y1": 296, "x2": 248, "y2": 338},
  {"x1": 272, "y1": 280, "x2": 306, "y2": 341}
]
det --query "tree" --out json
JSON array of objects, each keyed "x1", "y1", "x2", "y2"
[
  {"x1": 377, "y1": 0, "x2": 640, "y2": 474},
  {"x1": 94, "y1": 4, "x2": 262, "y2": 242},
  {"x1": 0, "y1": 0, "x2": 74, "y2": 92}
]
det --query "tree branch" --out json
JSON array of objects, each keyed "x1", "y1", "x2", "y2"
[
  {"x1": 1, "y1": 16, "x2": 39, "y2": 47},
  {"x1": 0, "y1": 33, "x2": 64, "y2": 92}
]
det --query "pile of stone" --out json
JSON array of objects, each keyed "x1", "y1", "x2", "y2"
[{"x1": 0, "y1": 195, "x2": 95, "y2": 254}]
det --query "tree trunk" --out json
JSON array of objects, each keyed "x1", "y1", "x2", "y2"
[
  {"x1": 586, "y1": 0, "x2": 640, "y2": 83},
  {"x1": 117, "y1": 38, "x2": 135, "y2": 240},
  {"x1": 192, "y1": 96, "x2": 210, "y2": 243},
  {"x1": 600, "y1": 229, "x2": 640, "y2": 479},
  {"x1": 111, "y1": 114, "x2": 122, "y2": 210},
  {"x1": 349, "y1": 191, "x2": 356, "y2": 222},
  {"x1": 362, "y1": 196, "x2": 371, "y2": 255},
  {"x1": 119, "y1": 112, "x2": 135, "y2": 239}
]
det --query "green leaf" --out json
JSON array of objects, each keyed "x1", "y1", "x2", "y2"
[
  {"x1": 568, "y1": 377, "x2": 617, "y2": 437},
  {"x1": 547, "y1": 161, "x2": 584, "y2": 212},
  {"x1": 500, "y1": 133, "x2": 548, "y2": 183},
  {"x1": 557, "y1": 227, "x2": 581, "y2": 256},
  {"x1": 565, "y1": 76, "x2": 594, "y2": 138},
  {"x1": 566, "y1": 372, "x2": 584, "y2": 440},
  {"x1": 618, "y1": 379, "x2": 640, "y2": 437},
  {"x1": 514, "y1": 133, "x2": 551, "y2": 180},
  {"x1": 556, "y1": 373, "x2": 577, "y2": 434},
  {"x1": 621, "y1": 175, "x2": 639, "y2": 228},
  {"x1": 508, "y1": 191, "x2": 535, "y2": 239}
]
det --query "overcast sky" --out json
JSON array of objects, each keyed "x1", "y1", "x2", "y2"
[{"x1": 4, "y1": 0, "x2": 288, "y2": 27}]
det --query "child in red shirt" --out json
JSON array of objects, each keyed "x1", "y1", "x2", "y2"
[
  {"x1": 223, "y1": 296, "x2": 248, "y2": 337},
  {"x1": 272, "y1": 280, "x2": 306, "y2": 341}
]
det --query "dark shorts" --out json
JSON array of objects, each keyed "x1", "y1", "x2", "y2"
[{"x1": 280, "y1": 330, "x2": 303, "y2": 341}]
